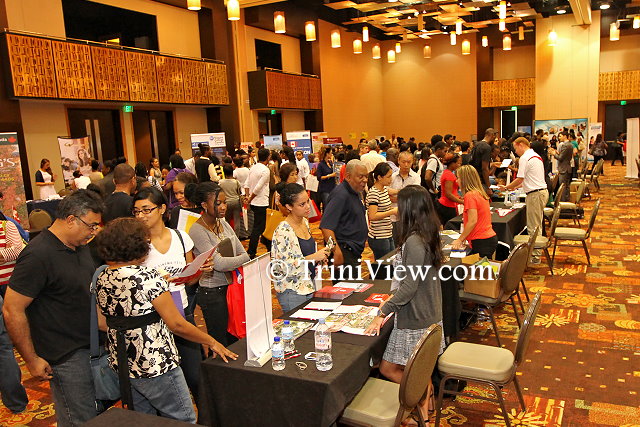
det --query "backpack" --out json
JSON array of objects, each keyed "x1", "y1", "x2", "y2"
[{"x1": 420, "y1": 156, "x2": 441, "y2": 195}]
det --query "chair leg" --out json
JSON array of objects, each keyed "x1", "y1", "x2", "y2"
[
  {"x1": 515, "y1": 289, "x2": 526, "y2": 314},
  {"x1": 552, "y1": 240, "x2": 558, "y2": 264},
  {"x1": 487, "y1": 306, "x2": 502, "y2": 347},
  {"x1": 513, "y1": 377, "x2": 527, "y2": 412},
  {"x1": 520, "y1": 278, "x2": 530, "y2": 301},
  {"x1": 510, "y1": 297, "x2": 521, "y2": 327},
  {"x1": 434, "y1": 376, "x2": 448, "y2": 427},
  {"x1": 544, "y1": 248, "x2": 554, "y2": 276},
  {"x1": 489, "y1": 382, "x2": 511, "y2": 427},
  {"x1": 582, "y1": 240, "x2": 591, "y2": 266}
]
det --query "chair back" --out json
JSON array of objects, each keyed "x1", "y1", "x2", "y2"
[
  {"x1": 550, "y1": 174, "x2": 559, "y2": 192},
  {"x1": 580, "y1": 162, "x2": 589, "y2": 180},
  {"x1": 525, "y1": 226, "x2": 540, "y2": 265},
  {"x1": 554, "y1": 183, "x2": 566, "y2": 209},
  {"x1": 398, "y1": 324, "x2": 442, "y2": 410},
  {"x1": 584, "y1": 199, "x2": 601, "y2": 240},
  {"x1": 497, "y1": 243, "x2": 529, "y2": 295},
  {"x1": 575, "y1": 181, "x2": 587, "y2": 205},
  {"x1": 514, "y1": 292, "x2": 542, "y2": 365},
  {"x1": 28, "y1": 209, "x2": 53, "y2": 232},
  {"x1": 594, "y1": 158, "x2": 604, "y2": 176},
  {"x1": 549, "y1": 205, "x2": 562, "y2": 237}
]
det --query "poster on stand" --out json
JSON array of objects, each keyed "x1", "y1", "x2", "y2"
[
  {"x1": 263, "y1": 135, "x2": 283, "y2": 151},
  {"x1": 191, "y1": 133, "x2": 227, "y2": 160},
  {"x1": 533, "y1": 119, "x2": 588, "y2": 140},
  {"x1": 311, "y1": 132, "x2": 328, "y2": 153},
  {"x1": 0, "y1": 133, "x2": 27, "y2": 225},
  {"x1": 587, "y1": 122, "x2": 603, "y2": 162},
  {"x1": 286, "y1": 131, "x2": 312, "y2": 159},
  {"x1": 243, "y1": 254, "x2": 275, "y2": 365},
  {"x1": 626, "y1": 118, "x2": 639, "y2": 179},
  {"x1": 57, "y1": 136, "x2": 92, "y2": 185}
]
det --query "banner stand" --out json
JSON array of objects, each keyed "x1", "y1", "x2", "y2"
[{"x1": 243, "y1": 253, "x2": 275, "y2": 368}]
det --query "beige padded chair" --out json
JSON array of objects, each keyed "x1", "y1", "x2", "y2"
[
  {"x1": 341, "y1": 324, "x2": 442, "y2": 427},
  {"x1": 28, "y1": 209, "x2": 53, "y2": 233},
  {"x1": 559, "y1": 180, "x2": 586, "y2": 226},
  {"x1": 552, "y1": 199, "x2": 601, "y2": 266},
  {"x1": 434, "y1": 292, "x2": 542, "y2": 427},
  {"x1": 459, "y1": 243, "x2": 529, "y2": 347},
  {"x1": 514, "y1": 205, "x2": 560, "y2": 276},
  {"x1": 512, "y1": 226, "x2": 540, "y2": 305},
  {"x1": 543, "y1": 183, "x2": 565, "y2": 224}
]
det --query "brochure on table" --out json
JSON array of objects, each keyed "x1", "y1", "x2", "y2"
[{"x1": 290, "y1": 302, "x2": 393, "y2": 336}]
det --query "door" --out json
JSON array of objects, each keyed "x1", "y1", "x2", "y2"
[
  {"x1": 500, "y1": 110, "x2": 516, "y2": 139},
  {"x1": 67, "y1": 109, "x2": 123, "y2": 163},
  {"x1": 258, "y1": 112, "x2": 282, "y2": 137},
  {"x1": 132, "y1": 110, "x2": 175, "y2": 166}
]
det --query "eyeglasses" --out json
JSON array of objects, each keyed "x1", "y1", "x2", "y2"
[
  {"x1": 132, "y1": 206, "x2": 159, "y2": 216},
  {"x1": 74, "y1": 216, "x2": 100, "y2": 232}
]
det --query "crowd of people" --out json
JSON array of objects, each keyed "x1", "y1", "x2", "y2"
[{"x1": 0, "y1": 128, "x2": 623, "y2": 425}]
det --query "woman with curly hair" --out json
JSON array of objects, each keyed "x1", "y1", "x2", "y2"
[{"x1": 95, "y1": 217, "x2": 236, "y2": 422}]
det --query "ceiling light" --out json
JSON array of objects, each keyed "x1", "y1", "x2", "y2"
[
  {"x1": 499, "y1": 1, "x2": 507, "y2": 20},
  {"x1": 331, "y1": 29, "x2": 341, "y2": 48},
  {"x1": 634, "y1": 16, "x2": 640, "y2": 29},
  {"x1": 557, "y1": 8, "x2": 567, "y2": 14},
  {"x1": 424, "y1": 44, "x2": 431, "y2": 58},
  {"x1": 462, "y1": 39, "x2": 471, "y2": 55},
  {"x1": 610, "y1": 22, "x2": 620, "y2": 41},
  {"x1": 503, "y1": 33, "x2": 511, "y2": 50},
  {"x1": 450, "y1": 31, "x2": 457, "y2": 45},
  {"x1": 387, "y1": 49, "x2": 396, "y2": 63},
  {"x1": 548, "y1": 29, "x2": 557, "y2": 46},
  {"x1": 519, "y1": 25, "x2": 524, "y2": 40},
  {"x1": 456, "y1": 19, "x2": 463, "y2": 35},
  {"x1": 482, "y1": 35, "x2": 488, "y2": 47},
  {"x1": 305, "y1": 21, "x2": 316, "y2": 41},
  {"x1": 395, "y1": 42, "x2": 401, "y2": 53},
  {"x1": 362, "y1": 26, "x2": 369, "y2": 42},
  {"x1": 187, "y1": 0, "x2": 201, "y2": 11},
  {"x1": 274, "y1": 11, "x2": 285, "y2": 34},
  {"x1": 499, "y1": 19, "x2": 506, "y2": 32},
  {"x1": 599, "y1": 3, "x2": 610, "y2": 9},
  {"x1": 372, "y1": 44, "x2": 381, "y2": 59},
  {"x1": 227, "y1": 0, "x2": 239, "y2": 20},
  {"x1": 353, "y1": 39, "x2": 362, "y2": 54}
]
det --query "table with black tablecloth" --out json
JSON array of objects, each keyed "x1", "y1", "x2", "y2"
[
  {"x1": 198, "y1": 280, "x2": 395, "y2": 427},
  {"x1": 26, "y1": 198, "x2": 62, "y2": 219},
  {"x1": 445, "y1": 202, "x2": 527, "y2": 260},
  {"x1": 83, "y1": 408, "x2": 197, "y2": 426}
]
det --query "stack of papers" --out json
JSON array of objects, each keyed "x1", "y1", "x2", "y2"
[
  {"x1": 333, "y1": 282, "x2": 374, "y2": 293},
  {"x1": 304, "y1": 301, "x2": 342, "y2": 311},
  {"x1": 495, "y1": 208, "x2": 514, "y2": 217},
  {"x1": 290, "y1": 309, "x2": 331, "y2": 321}
]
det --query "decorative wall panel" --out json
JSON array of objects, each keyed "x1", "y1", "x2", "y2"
[
  {"x1": 206, "y1": 63, "x2": 229, "y2": 105},
  {"x1": 51, "y1": 41, "x2": 95, "y2": 99},
  {"x1": 156, "y1": 56, "x2": 184, "y2": 103},
  {"x1": 254, "y1": 70, "x2": 322, "y2": 110},
  {"x1": 5, "y1": 34, "x2": 57, "y2": 98},
  {"x1": 598, "y1": 71, "x2": 640, "y2": 101},
  {"x1": 182, "y1": 60, "x2": 208, "y2": 104},
  {"x1": 91, "y1": 46, "x2": 129, "y2": 101},
  {"x1": 125, "y1": 51, "x2": 158, "y2": 102},
  {"x1": 481, "y1": 78, "x2": 535, "y2": 108}
]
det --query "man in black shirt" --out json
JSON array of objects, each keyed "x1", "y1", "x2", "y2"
[
  {"x1": 3, "y1": 190, "x2": 104, "y2": 426},
  {"x1": 321, "y1": 159, "x2": 369, "y2": 281},
  {"x1": 470, "y1": 128, "x2": 497, "y2": 195},
  {"x1": 195, "y1": 143, "x2": 213, "y2": 182},
  {"x1": 103, "y1": 163, "x2": 136, "y2": 223}
]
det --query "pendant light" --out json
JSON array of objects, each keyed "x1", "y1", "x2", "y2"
[
  {"x1": 456, "y1": 19, "x2": 463, "y2": 35},
  {"x1": 331, "y1": 29, "x2": 341, "y2": 48},
  {"x1": 227, "y1": 0, "x2": 239, "y2": 20},
  {"x1": 353, "y1": 39, "x2": 362, "y2": 54},
  {"x1": 548, "y1": 29, "x2": 557, "y2": 46},
  {"x1": 450, "y1": 31, "x2": 457, "y2": 45},
  {"x1": 387, "y1": 49, "x2": 396, "y2": 63},
  {"x1": 518, "y1": 25, "x2": 524, "y2": 40},
  {"x1": 499, "y1": 19, "x2": 506, "y2": 32},
  {"x1": 482, "y1": 35, "x2": 488, "y2": 47},
  {"x1": 503, "y1": 33, "x2": 512, "y2": 50},
  {"x1": 187, "y1": 0, "x2": 201, "y2": 11},
  {"x1": 274, "y1": 11, "x2": 286, "y2": 34},
  {"x1": 372, "y1": 44, "x2": 381, "y2": 59},
  {"x1": 363, "y1": 26, "x2": 369, "y2": 42},
  {"x1": 305, "y1": 21, "x2": 316, "y2": 41},
  {"x1": 461, "y1": 39, "x2": 471, "y2": 55},
  {"x1": 498, "y1": 1, "x2": 506, "y2": 20},
  {"x1": 634, "y1": 16, "x2": 640, "y2": 29},
  {"x1": 609, "y1": 22, "x2": 620, "y2": 41},
  {"x1": 395, "y1": 42, "x2": 401, "y2": 53},
  {"x1": 423, "y1": 44, "x2": 431, "y2": 58}
]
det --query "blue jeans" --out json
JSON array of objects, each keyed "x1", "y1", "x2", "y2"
[
  {"x1": 49, "y1": 348, "x2": 97, "y2": 427},
  {"x1": 130, "y1": 367, "x2": 196, "y2": 423},
  {"x1": 0, "y1": 296, "x2": 28, "y2": 413},
  {"x1": 368, "y1": 237, "x2": 395, "y2": 260},
  {"x1": 277, "y1": 289, "x2": 313, "y2": 313}
]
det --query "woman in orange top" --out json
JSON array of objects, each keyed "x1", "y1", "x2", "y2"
[
  {"x1": 451, "y1": 165, "x2": 497, "y2": 258},
  {"x1": 435, "y1": 153, "x2": 464, "y2": 226}
]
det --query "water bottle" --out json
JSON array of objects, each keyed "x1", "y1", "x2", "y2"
[
  {"x1": 314, "y1": 318, "x2": 333, "y2": 371},
  {"x1": 271, "y1": 337, "x2": 285, "y2": 371},
  {"x1": 281, "y1": 320, "x2": 295, "y2": 353}
]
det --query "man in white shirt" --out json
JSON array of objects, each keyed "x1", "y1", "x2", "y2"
[
  {"x1": 233, "y1": 157, "x2": 250, "y2": 188},
  {"x1": 295, "y1": 151, "x2": 310, "y2": 186},
  {"x1": 183, "y1": 152, "x2": 198, "y2": 175},
  {"x1": 389, "y1": 151, "x2": 420, "y2": 243},
  {"x1": 500, "y1": 136, "x2": 548, "y2": 260},
  {"x1": 245, "y1": 148, "x2": 271, "y2": 259},
  {"x1": 361, "y1": 140, "x2": 386, "y2": 173}
]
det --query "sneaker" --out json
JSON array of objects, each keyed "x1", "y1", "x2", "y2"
[{"x1": 531, "y1": 257, "x2": 542, "y2": 265}]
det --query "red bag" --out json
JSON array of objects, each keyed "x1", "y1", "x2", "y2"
[
  {"x1": 308, "y1": 195, "x2": 322, "y2": 223},
  {"x1": 226, "y1": 268, "x2": 246, "y2": 339}
]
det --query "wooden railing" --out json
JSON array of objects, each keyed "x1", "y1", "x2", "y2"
[
  {"x1": 481, "y1": 78, "x2": 535, "y2": 108},
  {"x1": 1, "y1": 31, "x2": 229, "y2": 105},
  {"x1": 248, "y1": 69, "x2": 322, "y2": 110}
]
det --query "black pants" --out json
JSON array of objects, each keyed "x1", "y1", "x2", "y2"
[
  {"x1": 333, "y1": 243, "x2": 363, "y2": 283},
  {"x1": 173, "y1": 311, "x2": 202, "y2": 411},
  {"x1": 196, "y1": 286, "x2": 237, "y2": 347},
  {"x1": 435, "y1": 200, "x2": 458, "y2": 227},
  {"x1": 611, "y1": 148, "x2": 625, "y2": 165},
  {"x1": 248, "y1": 205, "x2": 267, "y2": 258},
  {"x1": 470, "y1": 235, "x2": 498, "y2": 259}
]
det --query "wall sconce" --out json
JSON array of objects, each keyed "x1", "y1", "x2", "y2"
[
  {"x1": 462, "y1": 39, "x2": 471, "y2": 55},
  {"x1": 482, "y1": 35, "x2": 488, "y2": 47},
  {"x1": 274, "y1": 11, "x2": 285, "y2": 34},
  {"x1": 548, "y1": 29, "x2": 557, "y2": 46},
  {"x1": 387, "y1": 49, "x2": 396, "y2": 63},
  {"x1": 331, "y1": 29, "x2": 341, "y2": 48},
  {"x1": 187, "y1": 0, "x2": 201, "y2": 11},
  {"x1": 372, "y1": 44, "x2": 381, "y2": 59},
  {"x1": 424, "y1": 44, "x2": 431, "y2": 58},
  {"x1": 353, "y1": 39, "x2": 362, "y2": 54},
  {"x1": 450, "y1": 31, "x2": 457, "y2": 45},
  {"x1": 503, "y1": 34, "x2": 512, "y2": 50},
  {"x1": 305, "y1": 21, "x2": 316, "y2": 41}
]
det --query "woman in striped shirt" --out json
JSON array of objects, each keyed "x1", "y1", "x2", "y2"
[
  {"x1": 366, "y1": 162, "x2": 398, "y2": 260},
  {"x1": 0, "y1": 220, "x2": 24, "y2": 297}
]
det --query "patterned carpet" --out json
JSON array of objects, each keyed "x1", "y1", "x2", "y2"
[{"x1": 2, "y1": 164, "x2": 639, "y2": 426}]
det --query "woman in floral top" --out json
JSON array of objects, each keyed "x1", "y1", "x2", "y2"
[
  {"x1": 95, "y1": 218, "x2": 237, "y2": 422},
  {"x1": 271, "y1": 183, "x2": 329, "y2": 312}
]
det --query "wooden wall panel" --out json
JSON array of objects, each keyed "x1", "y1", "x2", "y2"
[
  {"x1": 481, "y1": 78, "x2": 535, "y2": 108},
  {"x1": 308, "y1": 78, "x2": 322, "y2": 110},
  {"x1": 125, "y1": 51, "x2": 158, "y2": 102},
  {"x1": 599, "y1": 71, "x2": 640, "y2": 101},
  {"x1": 206, "y1": 63, "x2": 229, "y2": 105},
  {"x1": 51, "y1": 41, "x2": 95, "y2": 99},
  {"x1": 5, "y1": 34, "x2": 57, "y2": 98},
  {"x1": 156, "y1": 56, "x2": 184, "y2": 103},
  {"x1": 182, "y1": 60, "x2": 208, "y2": 104},
  {"x1": 261, "y1": 71, "x2": 321, "y2": 110},
  {"x1": 91, "y1": 46, "x2": 129, "y2": 101}
]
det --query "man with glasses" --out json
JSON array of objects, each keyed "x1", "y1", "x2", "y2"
[
  {"x1": 103, "y1": 163, "x2": 136, "y2": 223},
  {"x1": 3, "y1": 190, "x2": 104, "y2": 426}
]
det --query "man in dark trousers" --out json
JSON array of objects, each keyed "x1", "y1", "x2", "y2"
[
  {"x1": 245, "y1": 148, "x2": 271, "y2": 259},
  {"x1": 470, "y1": 128, "x2": 497, "y2": 195}
]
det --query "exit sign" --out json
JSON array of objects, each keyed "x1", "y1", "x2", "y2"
[{"x1": 122, "y1": 105, "x2": 134, "y2": 113}]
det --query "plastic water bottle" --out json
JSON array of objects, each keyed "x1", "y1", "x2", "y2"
[
  {"x1": 314, "y1": 318, "x2": 333, "y2": 371},
  {"x1": 281, "y1": 320, "x2": 295, "y2": 353},
  {"x1": 271, "y1": 337, "x2": 285, "y2": 371}
]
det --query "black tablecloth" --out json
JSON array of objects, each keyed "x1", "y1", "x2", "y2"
[
  {"x1": 83, "y1": 408, "x2": 197, "y2": 426},
  {"x1": 199, "y1": 280, "x2": 395, "y2": 427},
  {"x1": 445, "y1": 202, "x2": 527, "y2": 260},
  {"x1": 26, "y1": 199, "x2": 61, "y2": 219}
]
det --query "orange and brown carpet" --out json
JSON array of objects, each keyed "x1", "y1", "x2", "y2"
[{"x1": 1, "y1": 164, "x2": 639, "y2": 426}]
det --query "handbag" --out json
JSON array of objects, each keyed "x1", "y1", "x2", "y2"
[
  {"x1": 308, "y1": 196, "x2": 322, "y2": 223},
  {"x1": 262, "y1": 195, "x2": 285, "y2": 241},
  {"x1": 226, "y1": 268, "x2": 246, "y2": 339},
  {"x1": 90, "y1": 265, "x2": 121, "y2": 402}
]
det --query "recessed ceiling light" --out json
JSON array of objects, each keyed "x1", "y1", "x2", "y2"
[
  {"x1": 600, "y1": 3, "x2": 610, "y2": 9},
  {"x1": 557, "y1": 8, "x2": 567, "y2": 14}
]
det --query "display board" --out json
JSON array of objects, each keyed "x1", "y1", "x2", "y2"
[
  {"x1": 533, "y1": 119, "x2": 588, "y2": 138},
  {"x1": 243, "y1": 254, "x2": 275, "y2": 367},
  {"x1": 191, "y1": 133, "x2": 226, "y2": 160},
  {"x1": 0, "y1": 133, "x2": 27, "y2": 225},
  {"x1": 57, "y1": 136, "x2": 92, "y2": 185},
  {"x1": 626, "y1": 118, "x2": 639, "y2": 179},
  {"x1": 286, "y1": 130, "x2": 312, "y2": 159},
  {"x1": 263, "y1": 135, "x2": 283, "y2": 151}
]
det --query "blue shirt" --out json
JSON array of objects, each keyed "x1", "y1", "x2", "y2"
[
  {"x1": 320, "y1": 181, "x2": 367, "y2": 254},
  {"x1": 316, "y1": 161, "x2": 336, "y2": 194}
]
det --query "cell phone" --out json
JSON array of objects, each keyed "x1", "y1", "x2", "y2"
[
  {"x1": 304, "y1": 352, "x2": 317, "y2": 361},
  {"x1": 326, "y1": 236, "x2": 336, "y2": 251}
]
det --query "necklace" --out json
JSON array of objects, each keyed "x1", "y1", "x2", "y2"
[
  {"x1": 287, "y1": 217, "x2": 310, "y2": 238},
  {"x1": 202, "y1": 216, "x2": 222, "y2": 237}
]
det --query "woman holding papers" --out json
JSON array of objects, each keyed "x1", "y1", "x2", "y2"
[
  {"x1": 271, "y1": 183, "x2": 329, "y2": 312},
  {"x1": 133, "y1": 187, "x2": 207, "y2": 413},
  {"x1": 450, "y1": 166, "x2": 497, "y2": 258},
  {"x1": 365, "y1": 185, "x2": 444, "y2": 420},
  {"x1": 186, "y1": 182, "x2": 250, "y2": 346}
]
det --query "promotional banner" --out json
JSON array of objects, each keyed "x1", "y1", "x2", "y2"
[
  {"x1": 533, "y1": 119, "x2": 588, "y2": 140},
  {"x1": 311, "y1": 132, "x2": 328, "y2": 153},
  {"x1": 0, "y1": 133, "x2": 27, "y2": 225},
  {"x1": 323, "y1": 137, "x2": 343, "y2": 146},
  {"x1": 626, "y1": 118, "x2": 639, "y2": 179},
  {"x1": 286, "y1": 130, "x2": 312, "y2": 159},
  {"x1": 263, "y1": 134, "x2": 283, "y2": 150},
  {"x1": 191, "y1": 133, "x2": 227, "y2": 160},
  {"x1": 587, "y1": 122, "x2": 603, "y2": 161},
  {"x1": 57, "y1": 136, "x2": 92, "y2": 184}
]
